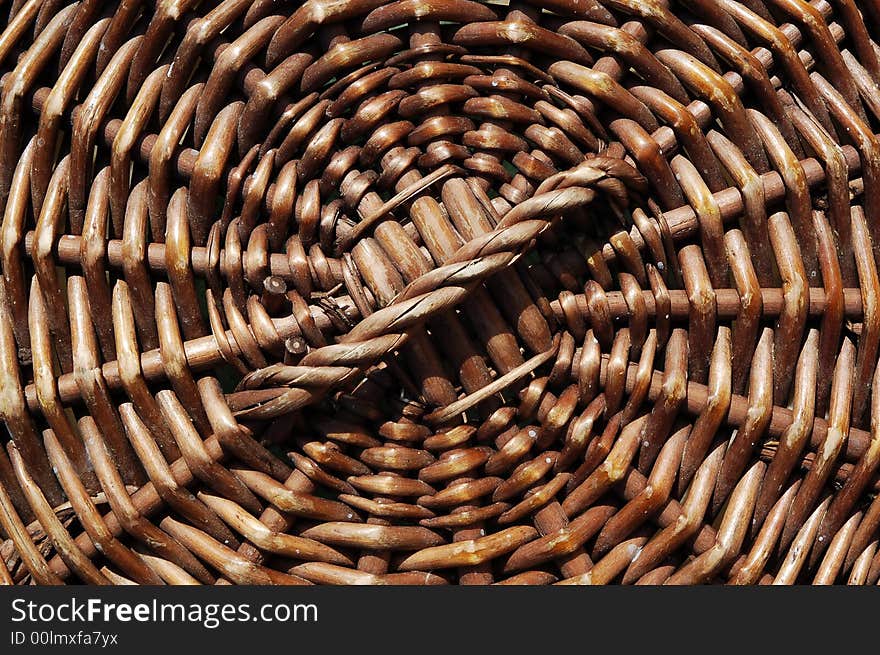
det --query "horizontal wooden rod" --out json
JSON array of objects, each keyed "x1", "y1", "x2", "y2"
[
  {"x1": 550, "y1": 287, "x2": 865, "y2": 322},
  {"x1": 650, "y1": 148, "x2": 861, "y2": 246},
  {"x1": 21, "y1": 314, "x2": 307, "y2": 413},
  {"x1": 605, "y1": 354, "x2": 872, "y2": 466},
  {"x1": 21, "y1": 126, "x2": 866, "y2": 287}
]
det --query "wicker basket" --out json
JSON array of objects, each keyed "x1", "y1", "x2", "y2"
[{"x1": 1, "y1": 0, "x2": 879, "y2": 585}]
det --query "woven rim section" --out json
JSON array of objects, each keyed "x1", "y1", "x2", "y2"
[{"x1": 2, "y1": 0, "x2": 880, "y2": 585}]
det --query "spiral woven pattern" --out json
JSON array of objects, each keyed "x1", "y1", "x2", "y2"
[{"x1": 2, "y1": 0, "x2": 880, "y2": 585}]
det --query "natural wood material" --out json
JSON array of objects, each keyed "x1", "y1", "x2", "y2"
[{"x1": 2, "y1": 0, "x2": 880, "y2": 586}]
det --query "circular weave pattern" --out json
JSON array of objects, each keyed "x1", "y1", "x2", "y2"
[{"x1": 2, "y1": 0, "x2": 880, "y2": 585}]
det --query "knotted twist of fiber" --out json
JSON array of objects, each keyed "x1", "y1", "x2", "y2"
[{"x1": 235, "y1": 156, "x2": 647, "y2": 419}]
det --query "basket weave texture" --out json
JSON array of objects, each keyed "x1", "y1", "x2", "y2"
[{"x1": 2, "y1": 0, "x2": 880, "y2": 585}]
